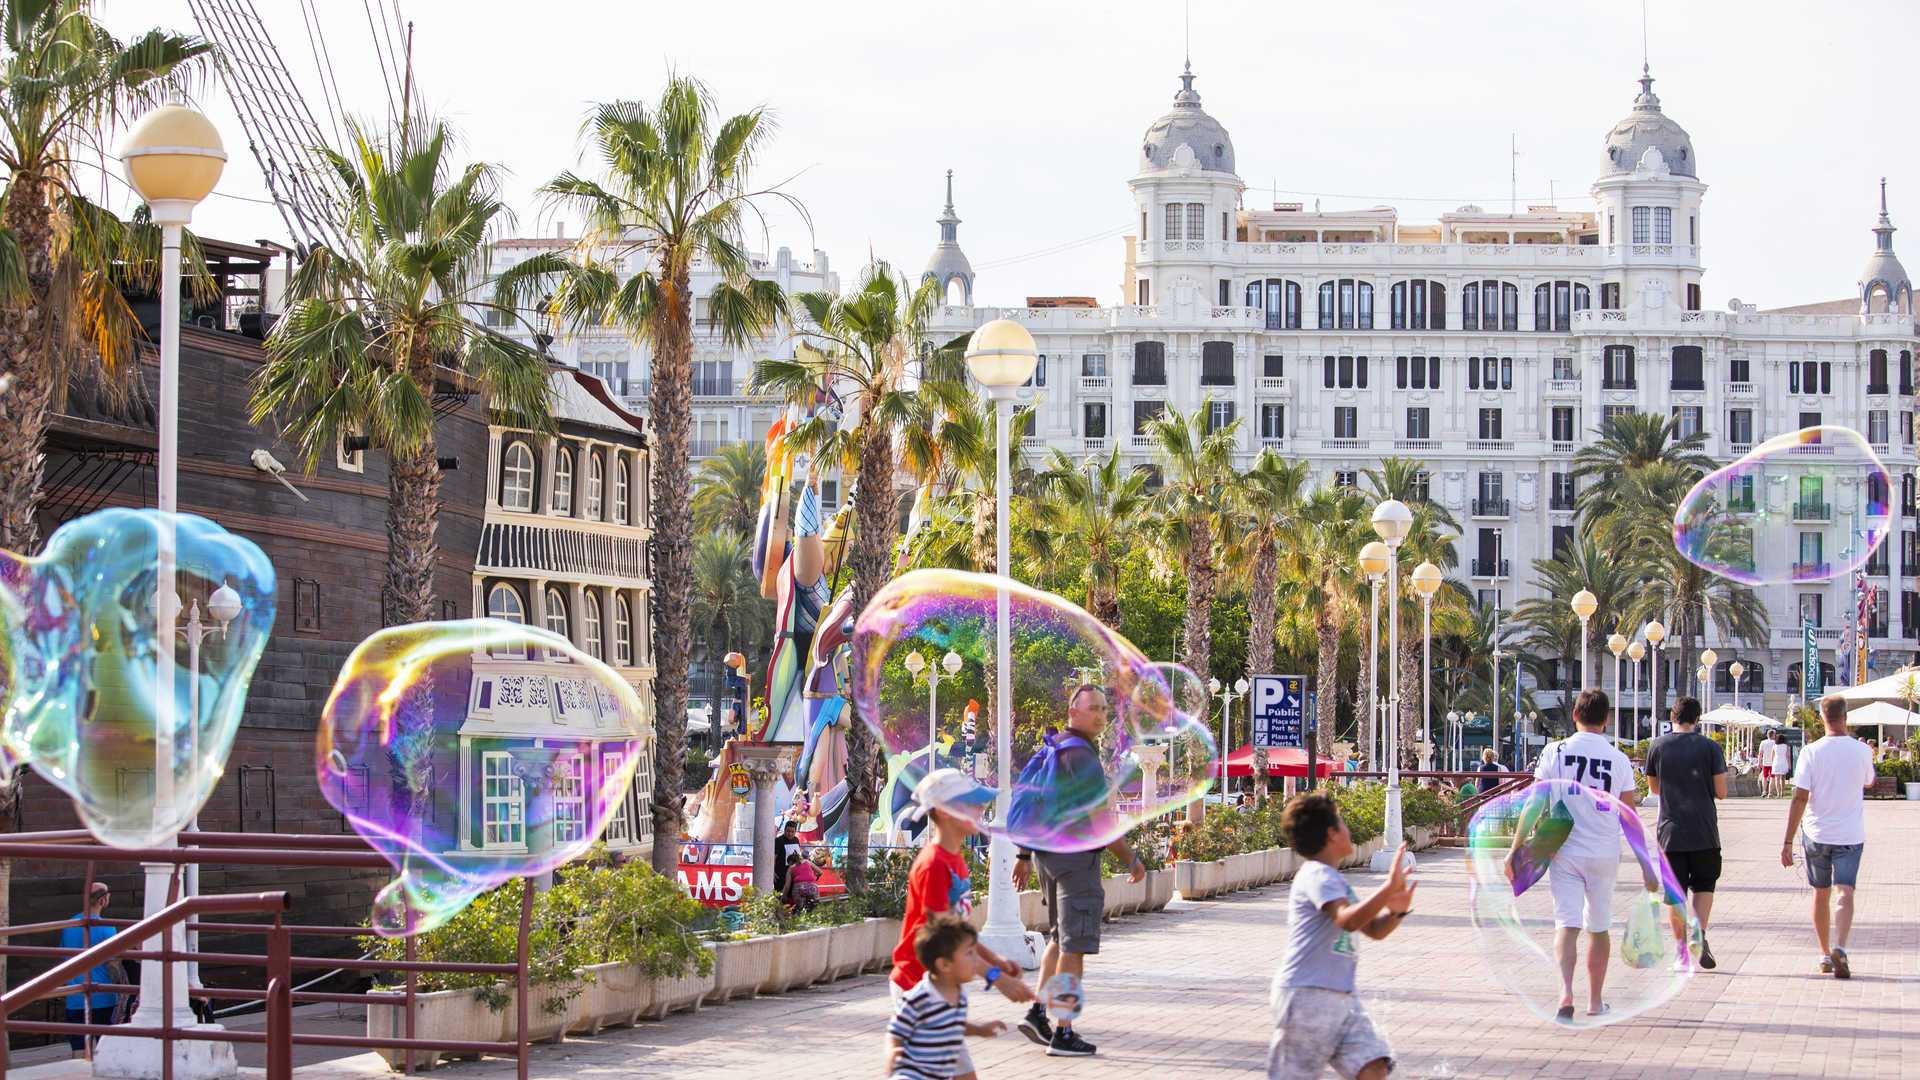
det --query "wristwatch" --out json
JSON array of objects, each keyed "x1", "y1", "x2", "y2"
[{"x1": 984, "y1": 965, "x2": 1002, "y2": 989}]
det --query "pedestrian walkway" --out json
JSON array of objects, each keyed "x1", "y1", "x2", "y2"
[{"x1": 22, "y1": 799, "x2": 1910, "y2": 1078}]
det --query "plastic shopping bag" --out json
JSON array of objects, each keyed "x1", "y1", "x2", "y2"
[{"x1": 1618, "y1": 892, "x2": 1667, "y2": 970}]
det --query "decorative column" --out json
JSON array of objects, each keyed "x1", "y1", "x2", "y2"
[
  {"x1": 509, "y1": 747, "x2": 567, "y2": 889},
  {"x1": 734, "y1": 743, "x2": 794, "y2": 893},
  {"x1": 1134, "y1": 743, "x2": 1167, "y2": 817}
]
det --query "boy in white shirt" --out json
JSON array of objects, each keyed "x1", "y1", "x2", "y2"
[
  {"x1": 1781, "y1": 697, "x2": 1877, "y2": 978},
  {"x1": 1506, "y1": 688, "x2": 1640, "y2": 1023}
]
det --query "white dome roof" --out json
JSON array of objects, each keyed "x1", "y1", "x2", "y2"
[
  {"x1": 1601, "y1": 67, "x2": 1697, "y2": 179},
  {"x1": 1141, "y1": 65, "x2": 1236, "y2": 175}
]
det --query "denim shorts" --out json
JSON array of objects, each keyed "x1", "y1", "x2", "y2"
[{"x1": 1802, "y1": 840, "x2": 1864, "y2": 889}]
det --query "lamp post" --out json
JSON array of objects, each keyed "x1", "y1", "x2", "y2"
[
  {"x1": 1358, "y1": 541, "x2": 1390, "y2": 768},
  {"x1": 1607, "y1": 633, "x2": 1628, "y2": 739},
  {"x1": 1491, "y1": 644, "x2": 1509, "y2": 769},
  {"x1": 1370, "y1": 501, "x2": 1414, "y2": 870},
  {"x1": 904, "y1": 649, "x2": 966, "y2": 771},
  {"x1": 1570, "y1": 589, "x2": 1598, "y2": 692},
  {"x1": 1730, "y1": 661, "x2": 1746, "y2": 714},
  {"x1": 180, "y1": 586, "x2": 240, "y2": 996},
  {"x1": 965, "y1": 319, "x2": 1039, "y2": 968},
  {"x1": 1645, "y1": 620, "x2": 1667, "y2": 741},
  {"x1": 1445, "y1": 710, "x2": 1459, "y2": 771},
  {"x1": 1626, "y1": 639, "x2": 1646, "y2": 742},
  {"x1": 1411, "y1": 561, "x2": 1442, "y2": 770},
  {"x1": 110, "y1": 103, "x2": 229, "y2": 1078},
  {"x1": 1208, "y1": 677, "x2": 1250, "y2": 797},
  {"x1": 1701, "y1": 648, "x2": 1719, "y2": 712}
]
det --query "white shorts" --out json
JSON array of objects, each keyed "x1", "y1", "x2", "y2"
[
  {"x1": 1548, "y1": 852, "x2": 1619, "y2": 933},
  {"x1": 890, "y1": 978, "x2": 976, "y2": 1075}
]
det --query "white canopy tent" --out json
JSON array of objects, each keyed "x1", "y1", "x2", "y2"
[
  {"x1": 1820, "y1": 668, "x2": 1920, "y2": 710},
  {"x1": 1699, "y1": 703, "x2": 1782, "y2": 760},
  {"x1": 1843, "y1": 700, "x2": 1918, "y2": 736}
]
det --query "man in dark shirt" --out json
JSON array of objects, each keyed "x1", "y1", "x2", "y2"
[
  {"x1": 1645, "y1": 695, "x2": 1728, "y2": 969},
  {"x1": 773, "y1": 820, "x2": 799, "y2": 895}
]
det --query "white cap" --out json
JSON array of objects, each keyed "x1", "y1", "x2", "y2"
[{"x1": 903, "y1": 767, "x2": 996, "y2": 824}]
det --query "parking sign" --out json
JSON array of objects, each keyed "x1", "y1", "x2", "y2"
[{"x1": 1250, "y1": 675, "x2": 1305, "y2": 748}]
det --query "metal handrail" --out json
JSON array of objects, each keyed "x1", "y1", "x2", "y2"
[{"x1": 1, "y1": 891, "x2": 293, "y2": 1078}]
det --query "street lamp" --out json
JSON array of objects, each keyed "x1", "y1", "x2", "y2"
[
  {"x1": 1607, "y1": 632, "x2": 1628, "y2": 739},
  {"x1": 1208, "y1": 677, "x2": 1251, "y2": 798},
  {"x1": 1701, "y1": 647, "x2": 1719, "y2": 711},
  {"x1": 904, "y1": 649, "x2": 966, "y2": 772},
  {"x1": 1411, "y1": 561, "x2": 1443, "y2": 770},
  {"x1": 1446, "y1": 710, "x2": 1460, "y2": 771},
  {"x1": 1626, "y1": 639, "x2": 1646, "y2": 742},
  {"x1": 114, "y1": 103, "x2": 228, "y2": 1069},
  {"x1": 1645, "y1": 620, "x2": 1667, "y2": 741},
  {"x1": 179, "y1": 584, "x2": 241, "y2": 995},
  {"x1": 1370, "y1": 500, "x2": 1413, "y2": 871},
  {"x1": 1570, "y1": 590, "x2": 1598, "y2": 691},
  {"x1": 1358, "y1": 540, "x2": 1390, "y2": 768},
  {"x1": 965, "y1": 318, "x2": 1038, "y2": 968},
  {"x1": 1491, "y1": 643, "x2": 1509, "y2": 770},
  {"x1": 1524, "y1": 710, "x2": 1538, "y2": 768},
  {"x1": 1730, "y1": 661, "x2": 1746, "y2": 713}
]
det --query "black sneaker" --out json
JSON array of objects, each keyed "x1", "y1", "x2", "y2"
[
  {"x1": 1698, "y1": 936, "x2": 1716, "y2": 970},
  {"x1": 1831, "y1": 947, "x2": 1850, "y2": 980},
  {"x1": 1047, "y1": 1028, "x2": 1097, "y2": 1057},
  {"x1": 1017, "y1": 1004, "x2": 1052, "y2": 1047}
]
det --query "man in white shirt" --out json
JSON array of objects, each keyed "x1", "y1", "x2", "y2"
[
  {"x1": 1506, "y1": 689, "x2": 1640, "y2": 1023},
  {"x1": 1781, "y1": 697, "x2": 1876, "y2": 979}
]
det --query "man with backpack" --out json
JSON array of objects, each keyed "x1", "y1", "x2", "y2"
[{"x1": 1010, "y1": 683, "x2": 1146, "y2": 1058}]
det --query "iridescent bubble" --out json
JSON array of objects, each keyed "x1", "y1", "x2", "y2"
[
  {"x1": 0, "y1": 509, "x2": 275, "y2": 847},
  {"x1": 1675, "y1": 425, "x2": 1890, "y2": 584},
  {"x1": 317, "y1": 619, "x2": 650, "y2": 936},
  {"x1": 850, "y1": 569, "x2": 1216, "y2": 853},
  {"x1": 1467, "y1": 778, "x2": 1696, "y2": 1029}
]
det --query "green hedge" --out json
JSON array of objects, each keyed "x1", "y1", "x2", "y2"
[
  {"x1": 1875, "y1": 758, "x2": 1916, "y2": 785},
  {"x1": 1170, "y1": 783, "x2": 1457, "y2": 863}
]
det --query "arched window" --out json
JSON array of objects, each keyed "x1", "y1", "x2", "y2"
[
  {"x1": 613, "y1": 594, "x2": 633, "y2": 666},
  {"x1": 501, "y1": 441, "x2": 536, "y2": 511},
  {"x1": 1247, "y1": 278, "x2": 1301, "y2": 329},
  {"x1": 585, "y1": 452, "x2": 604, "y2": 519},
  {"x1": 487, "y1": 582, "x2": 526, "y2": 624},
  {"x1": 1464, "y1": 281, "x2": 1518, "y2": 331},
  {"x1": 544, "y1": 587, "x2": 569, "y2": 641},
  {"x1": 612, "y1": 453, "x2": 630, "y2": 524},
  {"x1": 582, "y1": 590, "x2": 603, "y2": 660},
  {"x1": 1390, "y1": 280, "x2": 1443, "y2": 330},
  {"x1": 552, "y1": 446, "x2": 574, "y2": 516}
]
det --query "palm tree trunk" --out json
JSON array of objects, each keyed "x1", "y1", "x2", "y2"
[
  {"x1": 1398, "y1": 638, "x2": 1421, "y2": 768},
  {"x1": 1182, "y1": 518, "x2": 1216, "y2": 683},
  {"x1": 0, "y1": 177, "x2": 58, "y2": 552},
  {"x1": 843, "y1": 423, "x2": 898, "y2": 894},
  {"x1": 647, "y1": 267, "x2": 695, "y2": 874},
  {"x1": 1248, "y1": 535, "x2": 1277, "y2": 675},
  {"x1": 383, "y1": 434, "x2": 442, "y2": 625},
  {"x1": 1314, "y1": 613, "x2": 1339, "y2": 758}
]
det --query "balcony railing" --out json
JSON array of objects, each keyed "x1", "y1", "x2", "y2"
[
  {"x1": 1727, "y1": 382, "x2": 1756, "y2": 397},
  {"x1": 1865, "y1": 559, "x2": 1889, "y2": 576},
  {"x1": 1467, "y1": 439, "x2": 1515, "y2": 452},
  {"x1": 1546, "y1": 378, "x2": 1581, "y2": 394},
  {"x1": 1261, "y1": 436, "x2": 1287, "y2": 449},
  {"x1": 1473, "y1": 496, "x2": 1511, "y2": 517},
  {"x1": 1904, "y1": 558, "x2": 1920, "y2": 576},
  {"x1": 1670, "y1": 380, "x2": 1706, "y2": 391},
  {"x1": 1130, "y1": 434, "x2": 1155, "y2": 450},
  {"x1": 1550, "y1": 440, "x2": 1575, "y2": 454},
  {"x1": 1322, "y1": 438, "x2": 1369, "y2": 450},
  {"x1": 1867, "y1": 383, "x2": 1890, "y2": 396},
  {"x1": 1601, "y1": 378, "x2": 1637, "y2": 390},
  {"x1": 1728, "y1": 441, "x2": 1753, "y2": 456},
  {"x1": 1083, "y1": 436, "x2": 1107, "y2": 452},
  {"x1": 1791, "y1": 560, "x2": 1832, "y2": 578},
  {"x1": 1257, "y1": 376, "x2": 1292, "y2": 393},
  {"x1": 1394, "y1": 438, "x2": 1436, "y2": 451},
  {"x1": 1080, "y1": 375, "x2": 1111, "y2": 391},
  {"x1": 1550, "y1": 496, "x2": 1577, "y2": 512},
  {"x1": 1471, "y1": 557, "x2": 1511, "y2": 577},
  {"x1": 1792, "y1": 500, "x2": 1833, "y2": 522}
]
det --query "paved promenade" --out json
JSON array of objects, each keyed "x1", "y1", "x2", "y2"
[{"x1": 25, "y1": 799, "x2": 1906, "y2": 1079}]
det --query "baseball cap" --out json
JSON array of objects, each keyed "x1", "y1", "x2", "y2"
[{"x1": 904, "y1": 768, "x2": 996, "y2": 824}]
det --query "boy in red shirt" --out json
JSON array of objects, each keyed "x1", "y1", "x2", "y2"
[{"x1": 889, "y1": 769, "x2": 1034, "y2": 1077}]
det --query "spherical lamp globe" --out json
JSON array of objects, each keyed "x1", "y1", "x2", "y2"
[
  {"x1": 1358, "y1": 541, "x2": 1390, "y2": 578},
  {"x1": 1410, "y1": 560, "x2": 1443, "y2": 598},
  {"x1": 964, "y1": 319, "x2": 1038, "y2": 390},
  {"x1": 1570, "y1": 589, "x2": 1598, "y2": 621},
  {"x1": 120, "y1": 105, "x2": 226, "y2": 225},
  {"x1": 1371, "y1": 499, "x2": 1413, "y2": 546}
]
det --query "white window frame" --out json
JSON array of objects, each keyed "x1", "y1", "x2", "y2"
[
  {"x1": 613, "y1": 594, "x2": 633, "y2": 666},
  {"x1": 585, "y1": 452, "x2": 604, "y2": 519},
  {"x1": 1163, "y1": 203, "x2": 1182, "y2": 241},
  {"x1": 1654, "y1": 207, "x2": 1673, "y2": 245},
  {"x1": 582, "y1": 590, "x2": 603, "y2": 660},
  {"x1": 1631, "y1": 206, "x2": 1651, "y2": 245},
  {"x1": 552, "y1": 446, "x2": 574, "y2": 516},
  {"x1": 544, "y1": 587, "x2": 568, "y2": 639},
  {"x1": 487, "y1": 583, "x2": 526, "y2": 625},
  {"x1": 601, "y1": 748, "x2": 632, "y2": 845},
  {"x1": 612, "y1": 453, "x2": 629, "y2": 524},
  {"x1": 502, "y1": 442, "x2": 536, "y2": 511},
  {"x1": 552, "y1": 752, "x2": 587, "y2": 845},
  {"x1": 481, "y1": 752, "x2": 524, "y2": 849}
]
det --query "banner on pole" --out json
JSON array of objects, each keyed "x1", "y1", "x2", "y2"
[
  {"x1": 1802, "y1": 619, "x2": 1821, "y2": 701},
  {"x1": 1250, "y1": 675, "x2": 1305, "y2": 748}
]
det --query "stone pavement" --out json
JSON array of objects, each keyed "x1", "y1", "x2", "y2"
[{"x1": 25, "y1": 799, "x2": 1903, "y2": 1078}]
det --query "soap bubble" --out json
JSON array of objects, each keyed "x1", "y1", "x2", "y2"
[
  {"x1": 1674, "y1": 425, "x2": 1889, "y2": 584},
  {"x1": 317, "y1": 619, "x2": 650, "y2": 936},
  {"x1": 850, "y1": 569, "x2": 1216, "y2": 853},
  {"x1": 0, "y1": 510, "x2": 275, "y2": 847},
  {"x1": 1043, "y1": 973, "x2": 1084, "y2": 1023},
  {"x1": 1466, "y1": 778, "x2": 1696, "y2": 1029}
]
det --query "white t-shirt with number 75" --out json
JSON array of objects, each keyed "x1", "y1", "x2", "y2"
[{"x1": 1533, "y1": 730, "x2": 1637, "y2": 861}]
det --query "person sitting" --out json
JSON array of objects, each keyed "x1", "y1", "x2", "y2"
[{"x1": 782, "y1": 850, "x2": 820, "y2": 912}]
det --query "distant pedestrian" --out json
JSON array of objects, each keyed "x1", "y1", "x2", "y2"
[
  {"x1": 774, "y1": 819, "x2": 799, "y2": 894},
  {"x1": 1477, "y1": 748, "x2": 1503, "y2": 787},
  {"x1": 59, "y1": 883, "x2": 121, "y2": 1057},
  {"x1": 1645, "y1": 696, "x2": 1727, "y2": 969},
  {"x1": 782, "y1": 851, "x2": 820, "y2": 913},
  {"x1": 1782, "y1": 698, "x2": 1876, "y2": 979},
  {"x1": 1762, "y1": 731, "x2": 1790, "y2": 797}
]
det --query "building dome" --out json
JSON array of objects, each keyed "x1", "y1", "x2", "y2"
[
  {"x1": 1600, "y1": 66, "x2": 1697, "y2": 179},
  {"x1": 1861, "y1": 179, "x2": 1912, "y2": 314},
  {"x1": 1140, "y1": 64, "x2": 1236, "y2": 175},
  {"x1": 922, "y1": 170, "x2": 974, "y2": 305}
]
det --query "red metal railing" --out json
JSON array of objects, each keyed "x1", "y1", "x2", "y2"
[{"x1": 0, "y1": 830, "x2": 536, "y2": 1078}]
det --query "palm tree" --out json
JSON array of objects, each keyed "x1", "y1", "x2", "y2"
[
  {"x1": 690, "y1": 528, "x2": 765, "y2": 739},
  {"x1": 1362, "y1": 457, "x2": 1462, "y2": 764},
  {"x1": 1514, "y1": 535, "x2": 1643, "y2": 709},
  {"x1": 692, "y1": 440, "x2": 767, "y2": 538},
  {"x1": 751, "y1": 263, "x2": 952, "y2": 892},
  {"x1": 1031, "y1": 445, "x2": 1150, "y2": 628},
  {"x1": 1571, "y1": 412, "x2": 1713, "y2": 522},
  {"x1": 496, "y1": 80, "x2": 793, "y2": 872},
  {"x1": 1280, "y1": 486, "x2": 1370, "y2": 756},
  {"x1": 0, "y1": 4, "x2": 210, "y2": 550},
  {"x1": 1146, "y1": 404, "x2": 1240, "y2": 683},
  {"x1": 1232, "y1": 450, "x2": 1309, "y2": 674},
  {"x1": 252, "y1": 118, "x2": 553, "y2": 628}
]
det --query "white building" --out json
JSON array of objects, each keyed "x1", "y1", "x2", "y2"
[
  {"x1": 925, "y1": 62, "x2": 1920, "y2": 718},
  {"x1": 490, "y1": 233, "x2": 841, "y2": 470}
]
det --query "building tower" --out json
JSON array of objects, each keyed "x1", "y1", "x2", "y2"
[
  {"x1": 1128, "y1": 63, "x2": 1244, "y2": 312},
  {"x1": 922, "y1": 170, "x2": 974, "y2": 306},
  {"x1": 1861, "y1": 178, "x2": 1912, "y2": 314},
  {"x1": 1590, "y1": 65, "x2": 1706, "y2": 315}
]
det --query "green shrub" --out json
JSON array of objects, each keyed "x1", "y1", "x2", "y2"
[
  {"x1": 1399, "y1": 783, "x2": 1457, "y2": 830},
  {"x1": 1331, "y1": 783, "x2": 1385, "y2": 845},
  {"x1": 1875, "y1": 758, "x2": 1915, "y2": 785}
]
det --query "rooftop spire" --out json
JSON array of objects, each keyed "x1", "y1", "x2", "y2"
[
  {"x1": 1874, "y1": 177, "x2": 1897, "y2": 253},
  {"x1": 942, "y1": 169, "x2": 955, "y2": 217},
  {"x1": 936, "y1": 169, "x2": 960, "y2": 239},
  {"x1": 1633, "y1": 63, "x2": 1661, "y2": 111}
]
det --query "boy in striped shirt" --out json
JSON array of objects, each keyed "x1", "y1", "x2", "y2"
[{"x1": 887, "y1": 915, "x2": 1007, "y2": 1079}]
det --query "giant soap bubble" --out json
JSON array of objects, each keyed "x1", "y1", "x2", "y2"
[
  {"x1": 0, "y1": 509, "x2": 275, "y2": 847},
  {"x1": 1467, "y1": 778, "x2": 1696, "y2": 1029},
  {"x1": 850, "y1": 569, "x2": 1215, "y2": 853},
  {"x1": 1675, "y1": 425, "x2": 1889, "y2": 584},
  {"x1": 318, "y1": 619, "x2": 650, "y2": 935}
]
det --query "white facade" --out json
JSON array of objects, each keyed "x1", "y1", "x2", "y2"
[
  {"x1": 925, "y1": 64, "x2": 1920, "y2": 714},
  {"x1": 490, "y1": 235, "x2": 841, "y2": 470}
]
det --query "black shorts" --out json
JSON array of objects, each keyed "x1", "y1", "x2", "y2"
[{"x1": 1664, "y1": 848, "x2": 1722, "y2": 894}]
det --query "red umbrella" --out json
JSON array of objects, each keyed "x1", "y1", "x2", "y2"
[{"x1": 1211, "y1": 744, "x2": 1335, "y2": 778}]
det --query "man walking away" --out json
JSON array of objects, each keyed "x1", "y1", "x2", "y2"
[
  {"x1": 1782, "y1": 697, "x2": 1875, "y2": 978},
  {"x1": 1645, "y1": 696, "x2": 1726, "y2": 968}
]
